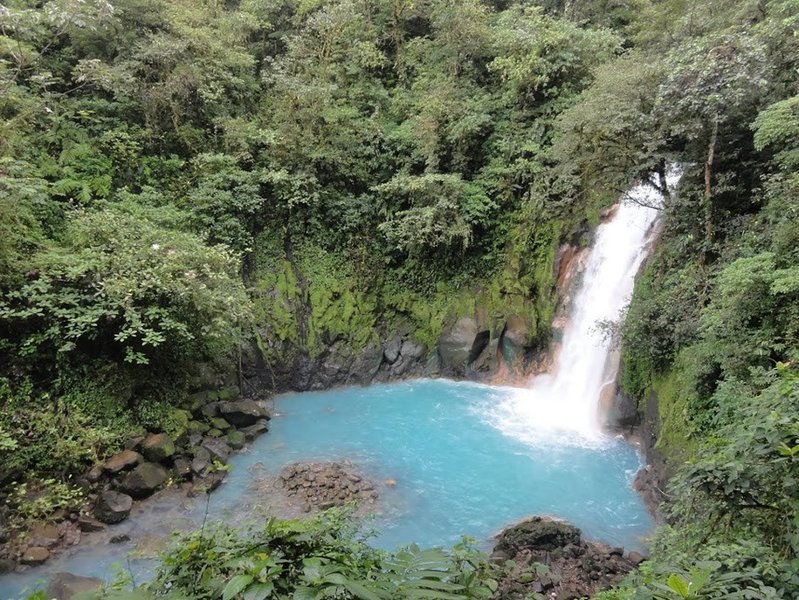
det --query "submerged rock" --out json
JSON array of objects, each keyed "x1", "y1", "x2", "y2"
[
  {"x1": 46, "y1": 572, "x2": 103, "y2": 600},
  {"x1": 120, "y1": 463, "x2": 169, "y2": 498},
  {"x1": 95, "y1": 491, "x2": 133, "y2": 524}
]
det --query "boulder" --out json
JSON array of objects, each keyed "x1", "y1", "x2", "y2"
[
  {"x1": 94, "y1": 491, "x2": 133, "y2": 524},
  {"x1": 383, "y1": 338, "x2": 401, "y2": 364},
  {"x1": 77, "y1": 515, "x2": 106, "y2": 532},
  {"x1": 46, "y1": 572, "x2": 103, "y2": 600},
  {"x1": 438, "y1": 317, "x2": 490, "y2": 375},
  {"x1": 191, "y1": 446, "x2": 211, "y2": 475},
  {"x1": 173, "y1": 456, "x2": 192, "y2": 479},
  {"x1": 241, "y1": 420, "x2": 269, "y2": 440},
  {"x1": 200, "y1": 402, "x2": 220, "y2": 418},
  {"x1": 86, "y1": 465, "x2": 104, "y2": 483},
  {"x1": 400, "y1": 339, "x2": 425, "y2": 360},
  {"x1": 187, "y1": 420, "x2": 211, "y2": 434},
  {"x1": 21, "y1": 546, "x2": 50, "y2": 565},
  {"x1": 201, "y1": 438, "x2": 231, "y2": 462},
  {"x1": 494, "y1": 517, "x2": 582, "y2": 555},
  {"x1": 28, "y1": 522, "x2": 60, "y2": 548},
  {"x1": 141, "y1": 433, "x2": 175, "y2": 463},
  {"x1": 627, "y1": 551, "x2": 646, "y2": 566},
  {"x1": 123, "y1": 436, "x2": 144, "y2": 451},
  {"x1": 210, "y1": 417, "x2": 231, "y2": 431},
  {"x1": 103, "y1": 450, "x2": 142, "y2": 474},
  {"x1": 218, "y1": 400, "x2": 269, "y2": 427},
  {"x1": 226, "y1": 430, "x2": 246, "y2": 450},
  {"x1": 0, "y1": 558, "x2": 15, "y2": 574},
  {"x1": 120, "y1": 463, "x2": 169, "y2": 498}
]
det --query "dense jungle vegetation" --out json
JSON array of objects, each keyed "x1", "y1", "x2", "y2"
[{"x1": 1, "y1": 0, "x2": 798, "y2": 597}]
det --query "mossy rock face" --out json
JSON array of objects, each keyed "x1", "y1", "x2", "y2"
[
  {"x1": 217, "y1": 386, "x2": 241, "y2": 402},
  {"x1": 494, "y1": 517, "x2": 582, "y2": 555}
]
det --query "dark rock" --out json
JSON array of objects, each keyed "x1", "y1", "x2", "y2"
[
  {"x1": 21, "y1": 546, "x2": 50, "y2": 565},
  {"x1": 123, "y1": 436, "x2": 144, "y2": 451},
  {"x1": 141, "y1": 433, "x2": 175, "y2": 463},
  {"x1": 202, "y1": 438, "x2": 231, "y2": 462},
  {"x1": 28, "y1": 522, "x2": 60, "y2": 548},
  {"x1": 627, "y1": 551, "x2": 646, "y2": 566},
  {"x1": 217, "y1": 386, "x2": 241, "y2": 402},
  {"x1": 0, "y1": 558, "x2": 15, "y2": 574},
  {"x1": 241, "y1": 419, "x2": 269, "y2": 440},
  {"x1": 218, "y1": 400, "x2": 269, "y2": 427},
  {"x1": 495, "y1": 517, "x2": 581, "y2": 555},
  {"x1": 173, "y1": 456, "x2": 192, "y2": 479},
  {"x1": 120, "y1": 463, "x2": 169, "y2": 498},
  {"x1": 609, "y1": 547, "x2": 624, "y2": 557},
  {"x1": 46, "y1": 572, "x2": 103, "y2": 600},
  {"x1": 188, "y1": 390, "x2": 217, "y2": 412},
  {"x1": 200, "y1": 402, "x2": 220, "y2": 418},
  {"x1": 109, "y1": 534, "x2": 130, "y2": 544},
  {"x1": 95, "y1": 491, "x2": 133, "y2": 524},
  {"x1": 103, "y1": 450, "x2": 142, "y2": 474},
  {"x1": 86, "y1": 465, "x2": 104, "y2": 483},
  {"x1": 227, "y1": 430, "x2": 246, "y2": 450},
  {"x1": 191, "y1": 446, "x2": 211, "y2": 475},
  {"x1": 77, "y1": 515, "x2": 106, "y2": 532},
  {"x1": 384, "y1": 338, "x2": 401, "y2": 364},
  {"x1": 499, "y1": 314, "x2": 533, "y2": 368}
]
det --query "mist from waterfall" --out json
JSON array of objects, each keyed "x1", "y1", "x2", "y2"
[{"x1": 485, "y1": 173, "x2": 681, "y2": 446}]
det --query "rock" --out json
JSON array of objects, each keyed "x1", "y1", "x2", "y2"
[
  {"x1": 227, "y1": 430, "x2": 246, "y2": 450},
  {"x1": 609, "y1": 546, "x2": 624, "y2": 557},
  {"x1": 218, "y1": 400, "x2": 269, "y2": 427},
  {"x1": 77, "y1": 515, "x2": 106, "y2": 532},
  {"x1": 188, "y1": 420, "x2": 211, "y2": 434},
  {"x1": 494, "y1": 517, "x2": 581, "y2": 555},
  {"x1": 210, "y1": 417, "x2": 231, "y2": 431},
  {"x1": 627, "y1": 551, "x2": 646, "y2": 566},
  {"x1": 499, "y1": 314, "x2": 533, "y2": 368},
  {"x1": 201, "y1": 438, "x2": 231, "y2": 462},
  {"x1": 217, "y1": 386, "x2": 241, "y2": 402},
  {"x1": 123, "y1": 436, "x2": 144, "y2": 451},
  {"x1": 86, "y1": 465, "x2": 104, "y2": 483},
  {"x1": 188, "y1": 390, "x2": 217, "y2": 412},
  {"x1": 206, "y1": 428, "x2": 224, "y2": 438},
  {"x1": 141, "y1": 433, "x2": 175, "y2": 463},
  {"x1": 172, "y1": 455, "x2": 191, "y2": 477},
  {"x1": 400, "y1": 339, "x2": 425, "y2": 359},
  {"x1": 383, "y1": 338, "x2": 401, "y2": 364},
  {"x1": 191, "y1": 446, "x2": 211, "y2": 475},
  {"x1": 103, "y1": 450, "x2": 142, "y2": 474},
  {"x1": 94, "y1": 491, "x2": 133, "y2": 524},
  {"x1": 28, "y1": 522, "x2": 60, "y2": 548},
  {"x1": 241, "y1": 419, "x2": 269, "y2": 440},
  {"x1": 109, "y1": 533, "x2": 130, "y2": 544},
  {"x1": 120, "y1": 463, "x2": 169, "y2": 498},
  {"x1": 135, "y1": 534, "x2": 169, "y2": 558},
  {"x1": 200, "y1": 402, "x2": 220, "y2": 418},
  {"x1": 0, "y1": 558, "x2": 15, "y2": 574},
  {"x1": 21, "y1": 546, "x2": 50, "y2": 565},
  {"x1": 438, "y1": 317, "x2": 490, "y2": 375},
  {"x1": 46, "y1": 572, "x2": 103, "y2": 600}
]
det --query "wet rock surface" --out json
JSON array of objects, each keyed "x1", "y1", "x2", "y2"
[
  {"x1": 46, "y1": 572, "x2": 103, "y2": 600},
  {"x1": 279, "y1": 462, "x2": 379, "y2": 512},
  {"x1": 492, "y1": 517, "x2": 642, "y2": 600}
]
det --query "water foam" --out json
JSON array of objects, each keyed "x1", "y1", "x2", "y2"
[{"x1": 485, "y1": 173, "x2": 681, "y2": 447}]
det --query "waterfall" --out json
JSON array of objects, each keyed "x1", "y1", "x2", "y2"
[{"x1": 485, "y1": 173, "x2": 681, "y2": 446}]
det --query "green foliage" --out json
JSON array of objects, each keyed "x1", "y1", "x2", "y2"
[
  {"x1": 0, "y1": 204, "x2": 252, "y2": 367},
  {"x1": 4, "y1": 478, "x2": 84, "y2": 531},
  {"x1": 126, "y1": 509, "x2": 497, "y2": 600}
]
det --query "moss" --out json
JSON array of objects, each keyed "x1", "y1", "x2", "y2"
[{"x1": 650, "y1": 364, "x2": 701, "y2": 469}]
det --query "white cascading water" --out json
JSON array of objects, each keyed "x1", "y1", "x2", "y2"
[{"x1": 486, "y1": 172, "x2": 681, "y2": 446}]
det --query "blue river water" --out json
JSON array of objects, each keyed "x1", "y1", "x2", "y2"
[{"x1": 0, "y1": 379, "x2": 652, "y2": 598}]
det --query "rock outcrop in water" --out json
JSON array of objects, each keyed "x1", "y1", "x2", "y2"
[
  {"x1": 279, "y1": 462, "x2": 379, "y2": 513},
  {"x1": 492, "y1": 517, "x2": 642, "y2": 600}
]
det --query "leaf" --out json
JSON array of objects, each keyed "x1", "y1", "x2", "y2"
[
  {"x1": 222, "y1": 574, "x2": 254, "y2": 600},
  {"x1": 667, "y1": 574, "x2": 690, "y2": 598}
]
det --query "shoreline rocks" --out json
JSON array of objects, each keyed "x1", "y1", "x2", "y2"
[{"x1": 491, "y1": 517, "x2": 643, "y2": 600}]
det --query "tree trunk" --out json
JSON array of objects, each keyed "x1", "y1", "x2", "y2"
[{"x1": 701, "y1": 116, "x2": 718, "y2": 265}]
